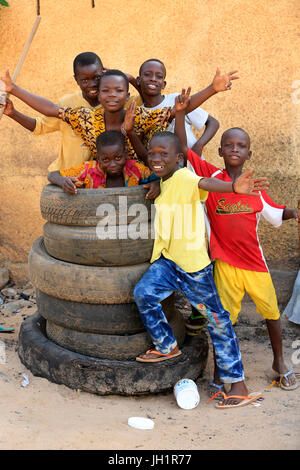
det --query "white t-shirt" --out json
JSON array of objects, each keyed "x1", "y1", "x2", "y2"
[{"x1": 142, "y1": 92, "x2": 209, "y2": 148}]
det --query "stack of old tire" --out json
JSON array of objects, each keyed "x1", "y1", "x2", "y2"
[{"x1": 18, "y1": 184, "x2": 208, "y2": 395}]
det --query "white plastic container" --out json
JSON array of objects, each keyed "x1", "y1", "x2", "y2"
[{"x1": 174, "y1": 378, "x2": 200, "y2": 409}]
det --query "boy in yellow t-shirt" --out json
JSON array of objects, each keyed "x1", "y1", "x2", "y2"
[{"x1": 133, "y1": 121, "x2": 269, "y2": 407}]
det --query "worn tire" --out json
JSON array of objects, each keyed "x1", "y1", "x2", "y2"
[
  {"x1": 18, "y1": 313, "x2": 209, "y2": 396},
  {"x1": 40, "y1": 184, "x2": 153, "y2": 226},
  {"x1": 29, "y1": 237, "x2": 149, "y2": 304},
  {"x1": 45, "y1": 308, "x2": 185, "y2": 360},
  {"x1": 43, "y1": 222, "x2": 153, "y2": 266},
  {"x1": 36, "y1": 289, "x2": 175, "y2": 335}
]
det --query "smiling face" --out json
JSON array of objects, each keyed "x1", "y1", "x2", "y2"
[
  {"x1": 98, "y1": 74, "x2": 130, "y2": 112},
  {"x1": 219, "y1": 128, "x2": 252, "y2": 169},
  {"x1": 137, "y1": 60, "x2": 166, "y2": 97},
  {"x1": 74, "y1": 62, "x2": 103, "y2": 102},
  {"x1": 97, "y1": 142, "x2": 127, "y2": 177},
  {"x1": 147, "y1": 134, "x2": 183, "y2": 181}
]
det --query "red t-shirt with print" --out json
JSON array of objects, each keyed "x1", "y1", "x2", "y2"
[{"x1": 187, "y1": 149, "x2": 286, "y2": 272}]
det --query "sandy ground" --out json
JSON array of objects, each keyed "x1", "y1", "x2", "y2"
[{"x1": 0, "y1": 288, "x2": 299, "y2": 452}]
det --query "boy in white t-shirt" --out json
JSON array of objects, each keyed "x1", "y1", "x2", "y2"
[{"x1": 134, "y1": 58, "x2": 220, "y2": 155}]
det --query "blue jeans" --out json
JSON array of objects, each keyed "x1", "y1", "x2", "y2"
[{"x1": 133, "y1": 256, "x2": 244, "y2": 384}]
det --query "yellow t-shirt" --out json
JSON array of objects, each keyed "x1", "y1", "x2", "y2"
[
  {"x1": 33, "y1": 91, "x2": 142, "y2": 171},
  {"x1": 151, "y1": 168, "x2": 211, "y2": 273}
]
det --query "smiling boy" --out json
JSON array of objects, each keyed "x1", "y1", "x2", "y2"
[
  {"x1": 4, "y1": 52, "x2": 104, "y2": 171},
  {"x1": 135, "y1": 59, "x2": 220, "y2": 156},
  {"x1": 175, "y1": 93, "x2": 298, "y2": 392},
  {"x1": 133, "y1": 93, "x2": 270, "y2": 407}
]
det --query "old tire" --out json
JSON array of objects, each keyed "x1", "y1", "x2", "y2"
[
  {"x1": 36, "y1": 289, "x2": 175, "y2": 335},
  {"x1": 29, "y1": 237, "x2": 149, "y2": 304},
  {"x1": 45, "y1": 308, "x2": 185, "y2": 360},
  {"x1": 40, "y1": 184, "x2": 152, "y2": 226},
  {"x1": 43, "y1": 222, "x2": 154, "y2": 266},
  {"x1": 18, "y1": 313, "x2": 209, "y2": 396}
]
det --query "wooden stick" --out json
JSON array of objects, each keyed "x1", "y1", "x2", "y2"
[{"x1": 0, "y1": 15, "x2": 41, "y2": 120}]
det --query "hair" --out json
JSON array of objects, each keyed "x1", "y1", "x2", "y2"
[
  {"x1": 221, "y1": 127, "x2": 250, "y2": 146},
  {"x1": 73, "y1": 52, "x2": 103, "y2": 75},
  {"x1": 150, "y1": 131, "x2": 182, "y2": 153},
  {"x1": 99, "y1": 69, "x2": 129, "y2": 91},
  {"x1": 96, "y1": 130, "x2": 126, "y2": 153},
  {"x1": 139, "y1": 58, "x2": 167, "y2": 78}
]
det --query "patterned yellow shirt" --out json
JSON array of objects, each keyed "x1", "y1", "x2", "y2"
[{"x1": 59, "y1": 105, "x2": 173, "y2": 160}]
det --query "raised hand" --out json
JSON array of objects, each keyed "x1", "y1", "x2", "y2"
[
  {"x1": 0, "y1": 69, "x2": 13, "y2": 94},
  {"x1": 212, "y1": 67, "x2": 239, "y2": 92},
  {"x1": 175, "y1": 87, "x2": 191, "y2": 112},
  {"x1": 123, "y1": 99, "x2": 136, "y2": 133},
  {"x1": 234, "y1": 169, "x2": 269, "y2": 196}
]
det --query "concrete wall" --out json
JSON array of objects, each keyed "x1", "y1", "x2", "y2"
[{"x1": 0, "y1": 0, "x2": 299, "y2": 283}]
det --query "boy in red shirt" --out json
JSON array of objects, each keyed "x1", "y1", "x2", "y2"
[{"x1": 175, "y1": 92, "x2": 298, "y2": 393}]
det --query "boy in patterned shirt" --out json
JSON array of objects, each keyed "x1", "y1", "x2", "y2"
[{"x1": 50, "y1": 130, "x2": 159, "y2": 199}]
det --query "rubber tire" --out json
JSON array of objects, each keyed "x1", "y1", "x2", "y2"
[
  {"x1": 40, "y1": 184, "x2": 152, "y2": 226},
  {"x1": 43, "y1": 222, "x2": 154, "y2": 266},
  {"x1": 18, "y1": 313, "x2": 209, "y2": 396},
  {"x1": 45, "y1": 308, "x2": 186, "y2": 360},
  {"x1": 29, "y1": 237, "x2": 149, "y2": 304},
  {"x1": 36, "y1": 289, "x2": 175, "y2": 335}
]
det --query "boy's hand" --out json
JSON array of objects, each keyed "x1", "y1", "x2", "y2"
[
  {"x1": 212, "y1": 67, "x2": 239, "y2": 92},
  {"x1": 0, "y1": 69, "x2": 13, "y2": 94},
  {"x1": 143, "y1": 180, "x2": 160, "y2": 199},
  {"x1": 234, "y1": 169, "x2": 269, "y2": 196},
  {"x1": 62, "y1": 176, "x2": 79, "y2": 195},
  {"x1": 175, "y1": 88, "x2": 191, "y2": 112},
  {"x1": 2, "y1": 97, "x2": 14, "y2": 116},
  {"x1": 123, "y1": 100, "x2": 136, "y2": 133}
]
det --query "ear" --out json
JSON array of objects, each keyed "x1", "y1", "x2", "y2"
[
  {"x1": 247, "y1": 150, "x2": 252, "y2": 160},
  {"x1": 136, "y1": 76, "x2": 141, "y2": 87},
  {"x1": 218, "y1": 147, "x2": 223, "y2": 158},
  {"x1": 162, "y1": 80, "x2": 166, "y2": 90},
  {"x1": 74, "y1": 74, "x2": 79, "y2": 85},
  {"x1": 126, "y1": 91, "x2": 130, "y2": 101},
  {"x1": 176, "y1": 153, "x2": 184, "y2": 163}
]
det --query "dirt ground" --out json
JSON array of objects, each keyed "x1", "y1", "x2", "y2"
[{"x1": 0, "y1": 286, "x2": 299, "y2": 451}]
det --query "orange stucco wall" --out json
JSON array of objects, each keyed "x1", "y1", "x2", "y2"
[{"x1": 0, "y1": 0, "x2": 299, "y2": 282}]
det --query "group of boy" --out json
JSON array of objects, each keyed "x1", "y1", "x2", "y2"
[{"x1": 2, "y1": 51, "x2": 298, "y2": 408}]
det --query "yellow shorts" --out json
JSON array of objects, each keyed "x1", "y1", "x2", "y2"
[{"x1": 214, "y1": 259, "x2": 280, "y2": 325}]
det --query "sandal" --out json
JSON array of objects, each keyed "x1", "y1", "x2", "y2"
[
  {"x1": 265, "y1": 369, "x2": 298, "y2": 391},
  {"x1": 208, "y1": 382, "x2": 225, "y2": 400},
  {"x1": 206, "y1": 391, "x2": 263, "y2": 409},
  {"x1": 136, "y1": 348, "x2": 182, "y2": 363}
]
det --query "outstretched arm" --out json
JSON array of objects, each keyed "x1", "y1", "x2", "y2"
[
  {"x1": 1, "y1": 69, "x2": 60, "y2": 117},
  {"x1": 122, "y1": 100, "x2": 148, "y2": 165},
  {"x1": 282, "y1": 208, "x2": 298, "y2": 222},
  {"x1": 170, "y1": 68, "x2": 239, "y2": 119},
  {"x1": 3, "y1": 97, "x2": 36, "y2": 131},
  {"x1": 174, "y1": 89, "x2": 191, "y2": 164},
  {"x1": 191, "y1": 114, "x2": 219, "y2": 156},
  {"x1": 199, "y1": 169, "x2": 269, "y2": 196}
]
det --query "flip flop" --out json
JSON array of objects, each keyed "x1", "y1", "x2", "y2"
[
  {"x1": 208, "y1": 382, "x2": 225, "y2": 400},
  {"x1": 206, "y1": 391, "x2": 263, "y2": 409},
  {"x1": 265, "y1": 369, "x2": 298, "y2": 391},
  {"x1": 0, "y1": 326, "x2": 15, "y2": 333},
  {"x1": 136, "y1": 348, "x2": 182, "y2": 363}
]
